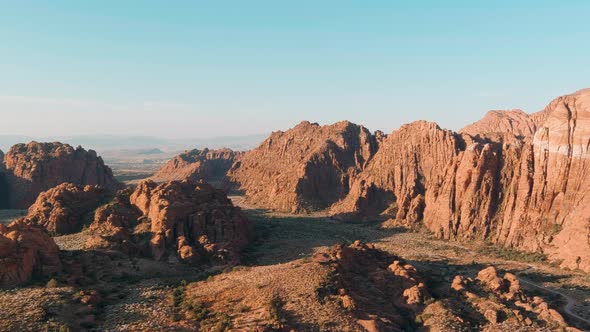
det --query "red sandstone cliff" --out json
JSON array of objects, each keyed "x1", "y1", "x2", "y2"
[
  {"x1": 2, "y1": 142, "x2": 121, "y2": 208},
  {"x1": 149, "y1": 148, "x2": 242, "y2": 186},
  {"x1": 331, "y1": 88, "x2": 590, "y2": 272},
  {"x1": 226, "y1": 121, "x2": 379, "y2": 212}
]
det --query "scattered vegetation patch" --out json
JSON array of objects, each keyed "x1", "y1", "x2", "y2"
[
  {"x1": 477, "y1": 244, "x2": 547, "y2": 263},
  {"x1": 267, "y1": 294, "x2": 287, "y2": 328}
]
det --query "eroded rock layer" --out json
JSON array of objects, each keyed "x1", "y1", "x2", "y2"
[
  {"x1": 87, "y1": 180, "x2": 250, "y2": 265},
  {"x1": 2, "y1": 142, "x2": 121, "y2": 208},
  {"x1": 227, "y1": 121, "x2": 379, "y2": 212},
  {"x1": 149, "y1": 148, "x2": 242, "y2": 185}
]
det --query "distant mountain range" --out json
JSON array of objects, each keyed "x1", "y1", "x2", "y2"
[{"x1": 0, "y1": 134, "x2": 267, "y2": 153}]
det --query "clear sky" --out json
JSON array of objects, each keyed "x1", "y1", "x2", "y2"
[{"x1": 1, "y1": 1, "x2": 589, "y2": 138}]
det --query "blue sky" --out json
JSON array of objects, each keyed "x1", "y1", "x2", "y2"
[{"x1": 1, "y1": 1, "x2": 589, "y2": 138}]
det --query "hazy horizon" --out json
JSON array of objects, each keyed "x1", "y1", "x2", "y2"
[{"x1": 2, "y1": 1, "x2": 590, "y2": 138}]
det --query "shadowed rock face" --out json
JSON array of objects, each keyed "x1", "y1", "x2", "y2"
[
  {"x1": 0, "y1": 150, "x2": 9, "y2": 209},
  {"x1": 227, "y1": 120, "x2": 380, "y2": 212},
  {"x1": 20, "y1": 183, "x2": 111, "y2": 235},
  {"x1": 150, "y1": 148, "x2": 242, "y2": 186},
  {"x1": 0, "y1": 220, "x2": 61, "y2": 288},
  {"x1": 2, "y1": 142, "x2": 121, "y2": 208},
  {"x1": 88, "y1": 180, "x2": 250, "y2": 265}
]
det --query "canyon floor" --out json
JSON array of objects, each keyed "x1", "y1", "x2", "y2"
[{"x1": 0, "y1": 196, "x2": 589, "y2": 331}]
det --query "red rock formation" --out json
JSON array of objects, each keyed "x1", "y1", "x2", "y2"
[
  {"x1": 21, "y1": 183, "x2": 110, "y2": 235},
  {"x1": 461, "y1": 109, "x2": 540, "y2": 138},
  {"x1": 85, "y1": 189, "x2": 147, "y2": 256},
  {"x1": 330, "y1": 121, "x2": 463, "y2": 221},
  {"x1": 227, "y1": 121, "x2": 379, "y2": 212},
  {"x1": 315, "y1": 241, "x2": 431, "y2": 331},
  {"x1": 88, "y1": 180, "x2": 250, "y2": 264},
  {"x1": 0, "y1": 219, "x2": 61, "y2": 288},
  {"x1": 331, "y1": 89, "x2": 590, "y2": 272},
  {"x1": 447, "y1": 266, "x2": 569, "y2": 328},
  {"x1": 0, "y1": 150, "x2": 9, "y2": 209},
  {"x1": 428, "y1": 89, "x2": 590, "y2": 271},
  {"x1": 2, "y1": 142, "x2": 121, "y2": 208},
  {"x1": 150, "y1": 148, "x2": 242, "y2": 186}
]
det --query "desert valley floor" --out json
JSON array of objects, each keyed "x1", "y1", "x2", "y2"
[
  {"x1": 2, "y1": 89, "x2": 590, "y2": 331},
  {"x1": 0, "y1": 195, "x2": 589, "y2": 331}
]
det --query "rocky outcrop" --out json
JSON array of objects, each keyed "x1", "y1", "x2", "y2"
[
  {"x1": 314, "y1": 241, "x2": 431, "y2": 331},
  {"x1": 227, "y1": 121, "x2": 379, "y2": 212},
  {"x1": 85, "y1": 189, "x2": 147, "y2": 256},
  {"x1": 314, "y1": 242, "x2": 574, "y2": 330},
  {"x1": 149, "y1": 148, "x2": 242, "y2": 186},
  {"x1": 87, "y1": 180, "x2": 249, "y2": 264},
  {"x1": 2, "y1": 142, "x2": 121, "y2": 208},
  {"x1": 0, "y1": 150, "x2": 8, "y2": 209},
  {"x1": 443, "y1": 266, "x2": 570, "y2": 329},
  {"x1": 0, "y1": 219, "x2": 61, "y2": 288},
  {"x1": 21, "y1": 183, "x2": 110, "y2": 235}
]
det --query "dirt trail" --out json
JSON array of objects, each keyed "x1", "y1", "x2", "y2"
[{"x1": 517, "y1": 267, "x2": 590, "y2": 327}]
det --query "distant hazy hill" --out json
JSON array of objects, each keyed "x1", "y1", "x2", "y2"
[{"x1": 0, "y1": 134, "x2": 267, "y2": 153}]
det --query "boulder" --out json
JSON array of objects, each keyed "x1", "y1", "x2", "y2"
[{"x1": 0, "y1": 220, "x2": 61, "y2": 288}]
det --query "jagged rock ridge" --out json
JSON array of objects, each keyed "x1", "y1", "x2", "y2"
[{"x1": 227, "y1": 120, "x2": 380, "y2": 212}]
